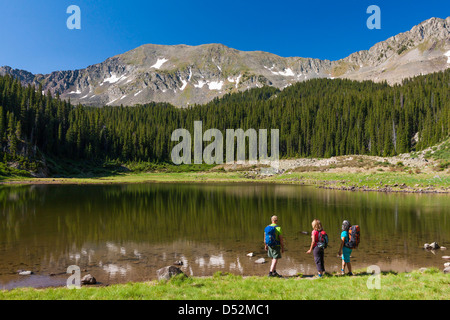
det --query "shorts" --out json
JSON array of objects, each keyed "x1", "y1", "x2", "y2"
[
  {"x1": 342, "y1": 246, "x2": 352, "y2": 263},
  {"x1": 268, "y1": 246, "x2": 282, "y2": 259}
]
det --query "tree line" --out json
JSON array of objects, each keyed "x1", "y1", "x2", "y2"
[{"x1": 0, "y1": 69, "x2": 448, "y2": 169}]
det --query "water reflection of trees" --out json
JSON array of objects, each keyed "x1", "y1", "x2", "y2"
[{"x1": 0, "y1": 183, "x2": 448, "y2": 262}]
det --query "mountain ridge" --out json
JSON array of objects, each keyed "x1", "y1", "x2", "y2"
[{"x1": 1, "y1": 16, "x2": 449, "y2": 107}]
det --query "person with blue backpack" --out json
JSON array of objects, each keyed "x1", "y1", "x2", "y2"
[
  {"x1": 264, "y1": 215, "x2": 284, "y2": 277},
  {"x1": 306, "y1": 219, "x2": 328, "y2": 278}
]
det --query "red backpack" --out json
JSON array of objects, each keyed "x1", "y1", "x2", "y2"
[{"x1": 316, "y1": 230, "x2": 329, "y2": 249}]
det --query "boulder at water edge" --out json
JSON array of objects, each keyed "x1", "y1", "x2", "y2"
[
  {"x1": 254, "y1": 258, "x2": 266, "y2": 264},
  {"x1": 81, "y1": 274, "x2": 97, "y2": 285},
  {"x1": 156, "y1": 266, "x2": 185, "y2": 281}
]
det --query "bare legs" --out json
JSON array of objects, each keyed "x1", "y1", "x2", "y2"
[
  {"x1": 341, "y1": 260, "x2": 352, "y2": 274},
  {"x1": 270, "y1": 258, "x2": 278, "y2": 273}
]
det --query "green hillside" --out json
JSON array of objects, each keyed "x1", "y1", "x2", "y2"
[{"x1": 0, "y1": 69, "x2": 448, "y2": 177}]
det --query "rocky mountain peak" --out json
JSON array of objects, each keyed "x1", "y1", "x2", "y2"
[{"x1": 1, "y1": 16, "x2": 449, "y2": 107}]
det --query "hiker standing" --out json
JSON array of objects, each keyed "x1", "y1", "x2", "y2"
[
  {"x1": 338, "y1": 220, "x2": 353, "y2": 276},
  {"x1": 264, "y1": 215, "x2": 284, "y2": 277},
  {"x1": 306, "y1": 219, "x2": 327, "y2": 278}
]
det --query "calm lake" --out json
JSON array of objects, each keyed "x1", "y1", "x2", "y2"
[{"x1": 0, "y1": 183, "x2": 449, "y2": 289}]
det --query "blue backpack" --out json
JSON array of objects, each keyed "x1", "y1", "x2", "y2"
[{"x1": 264, "y1": 225, "x2": 279, "y2": 247}]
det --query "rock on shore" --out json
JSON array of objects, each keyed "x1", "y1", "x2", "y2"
[
  {"x1": 156, "y1": 266, "x2": 185, "y2": 281},
  {"x1": 81, "y1": 274, "x2": 97, "y2": 285}
]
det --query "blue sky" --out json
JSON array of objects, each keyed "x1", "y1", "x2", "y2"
[{"x1": 0, "y1": 0, "x2": 449, "y2": 74}]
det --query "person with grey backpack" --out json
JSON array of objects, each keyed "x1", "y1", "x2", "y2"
[{"x1": 338, "y1": 220, "x2": 360, "y2": 276}]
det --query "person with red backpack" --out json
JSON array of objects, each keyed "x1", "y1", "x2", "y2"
[{"x1": 306, "y1": 219, "x2": 328, "y2": 278}]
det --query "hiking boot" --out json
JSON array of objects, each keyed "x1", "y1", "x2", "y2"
[
  {"x1": 348, "y1": 272, "x2": 354, "y2": 276},
  {"x1": 268, "y1": 272, "x2": 274, "y2": 277},
  {"x1": 272, "y1": 271, "x2": 282, "y2": 278}
]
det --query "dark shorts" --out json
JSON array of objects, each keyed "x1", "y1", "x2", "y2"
[
  {"x1": 268, "y1": 246, "x2": 282, "y2": 259},
  {"x1": 313, "y1": 246, "x2": 325, "y2": 272}
]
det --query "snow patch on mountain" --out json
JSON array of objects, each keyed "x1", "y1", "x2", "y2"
[
  {"x1": 227, "y1": 75, "x2": 242, "y2": 88},
  {"x1": 272, "y1": 68, "x2": 295, "y2": 77},
  {"x1": 194, "y1": 80, "x2": 206, "y2": 88},
  {"x1": 194, "y1": 79, "x2": 223, "y2": 90},
  {"x1": 265, "y1": 65, "x2": 296, "y2": 77},
  {"x1": 103, "y1": 73, "x2": 126, "y2": 84},
  {"x1": 151, "y1": 58, "x2": 168, "y2": 69},
  {"x1": 107, "y1": 98, "x2": 119, "y2": 105},
  {"x1": 208, "y1": 81, "x2": 223, "y2": 90},
  {"x1": 445, "y1": 50, "x2": 450, "y2": 64},
  {"x1": 180, "y1": 78, "x2": 188, "y2": 91}
]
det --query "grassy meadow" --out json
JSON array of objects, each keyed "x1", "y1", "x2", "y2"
[{"x1": 1, "y1": 269, "x2": 449, "y2": 300}]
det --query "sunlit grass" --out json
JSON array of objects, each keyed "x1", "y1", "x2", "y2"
[
  {"x1": 1, "y1": 269, "x2": 449, "y2": 300},
  {"x1": 277, "y1": 171, "x2": 450, "y2": 189}
]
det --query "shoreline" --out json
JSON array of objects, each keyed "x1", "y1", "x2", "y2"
[
  {"x1": 1, "y1": 145, "x2": 449, "y2": 193},
  {"x1": 1, "y1": 170, "x2": 449, "y2": 194}
]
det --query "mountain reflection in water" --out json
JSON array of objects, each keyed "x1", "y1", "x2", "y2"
[{"x1": 0, "y1": 183, "x2": 448, "y2": 289}]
